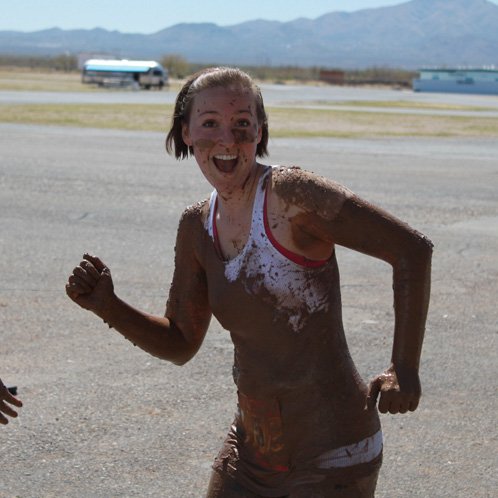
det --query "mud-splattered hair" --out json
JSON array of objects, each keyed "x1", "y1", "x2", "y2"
[{"x1": 166, "y1": 67, "x2": 269, "y2": 159}]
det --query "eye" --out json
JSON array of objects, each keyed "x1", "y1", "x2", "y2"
[
  {"x1": 202, "y1": 119, "x2": 217, "y2": 128},
  {"x1": 236, "y1": 118, "x2": 251, "y2": 127}
]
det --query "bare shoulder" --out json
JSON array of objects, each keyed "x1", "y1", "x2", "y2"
[
  {"x1": 178, "y1": 198, "x2": 209, "y2": 230},
  {"x1": 271, "y1": 166, "x2": 353, "y2": 219},
  {"x1": 175, "y1": 198, "x2": 210, "y2": 255}
]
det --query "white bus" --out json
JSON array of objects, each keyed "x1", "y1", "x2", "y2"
[{"x1": 82, "y1": 59, "x2": 168, "y2": 89}]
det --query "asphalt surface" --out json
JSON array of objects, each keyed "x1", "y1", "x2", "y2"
[
  {"x1": 0, "y1": 97, "x2": 497, "y2": 497},
  {"x1": 2, "y1": 84, "x2": 498, "y2": 117}
]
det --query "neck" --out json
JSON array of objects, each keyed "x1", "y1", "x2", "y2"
[{"x1": 217, "y1": 163, "x2": 264, "y2": 218}]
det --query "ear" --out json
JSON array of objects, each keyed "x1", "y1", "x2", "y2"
[
  {"x1": 257, "y1": 121, "x2": 263, "y2": 144},
  {"x1": 181, "y1": 123, "x2": 192, "y2": 146}
]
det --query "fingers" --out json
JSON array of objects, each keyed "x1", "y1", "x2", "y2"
[
  {"x1": 0, "y1": 401, "x2": 20, "y2": 423},
  {"x1": 367, "y1": 369, "x2": 421, "y2": 414},
  {"x1": 378, "y1": 391, "x2": 399, "y2": 414},
  {"x1": 66, "y1": 255, "x2": 107, "y2": 297},
  {"x1": 83, "y1": 253, "x2": 107, "y2": 273},
  {"x1": 71, "y1": 267, "x2": 94, "y2": 293},
  {"x1": 409, "y1": 397, "x2": 420, "y2": 412},
  {"x1": 4, "y1": 391, "x2": 23, "y2": 409},
  {"x1": 366, "y1": 377, "x2": 381, "y2": 410},
  {"x1": 66, "y1": 272, "x2": 96, "y2": 296},
  {"x1": 367, "y1": 378, "x2": 414, "y2": 413},
  {"x1": 377, "y1": 390, "x2": 419, "y2": 414},
  {"x1": 0, "y1": 383, "x2": 22, "y2": 425}
]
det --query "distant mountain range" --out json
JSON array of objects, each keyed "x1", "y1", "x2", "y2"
[{"x1": 1, "y1": 0, "x2": 498, "y2": 69}]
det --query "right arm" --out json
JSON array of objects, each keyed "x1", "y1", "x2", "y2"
[{"x1": 66, "y1": 208, "x2": 212, "y2": 366}]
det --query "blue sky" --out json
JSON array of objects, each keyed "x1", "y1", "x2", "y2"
[{"x1": 4, "y1": 0, "x2": 498, "y2": 33}]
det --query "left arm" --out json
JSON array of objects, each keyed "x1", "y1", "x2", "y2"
[{"x1": 303, "y1": 193, "x2": 433, "y2": 414}]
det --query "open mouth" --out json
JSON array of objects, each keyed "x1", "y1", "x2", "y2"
[{"x1": 213, "y1": 154, "x2": 238, "y2": 173}]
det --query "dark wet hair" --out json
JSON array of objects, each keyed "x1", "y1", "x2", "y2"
[{"x1": 166, "y1": 67, "x2": 269, "y2": 159}]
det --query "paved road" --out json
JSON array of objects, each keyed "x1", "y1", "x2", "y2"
[
  {"x1": 0, "y1": 122, "x2": 497, "y2": 497},
  {"x1": 1, "y1": 84, "x2": 498, "y2": 117}
]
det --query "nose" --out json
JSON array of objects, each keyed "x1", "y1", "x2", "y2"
[{"x1": 218, "y1": 125, "x2": 235, "y2": 147}]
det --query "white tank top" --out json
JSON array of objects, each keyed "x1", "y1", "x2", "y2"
[{"x1": 207, "y1": 166, "x2": 333, "y2": 333}]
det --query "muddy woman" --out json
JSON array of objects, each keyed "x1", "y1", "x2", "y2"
[{"x1": 66, "y1": 67, "x2": 432, "y2": 497}]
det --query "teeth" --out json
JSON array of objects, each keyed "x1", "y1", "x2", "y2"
[{"x1": 214, "y1": 155, "x2": 237, "y2": 160}]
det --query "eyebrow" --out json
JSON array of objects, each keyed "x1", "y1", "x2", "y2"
[{"x1": 198, "y1": 108, "x2": 254, "y2": 116}]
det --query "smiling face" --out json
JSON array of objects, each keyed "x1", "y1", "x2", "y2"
[{"x1": 181, "y1": 86, "x2": 262, "y2": 197}]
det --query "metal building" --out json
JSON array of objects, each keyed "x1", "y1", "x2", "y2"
[{"x1": 413, "y1": 68, "x2": 498, "y2": 95}]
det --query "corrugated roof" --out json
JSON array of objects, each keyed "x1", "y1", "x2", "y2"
[
  {"x1": 418, "y1": 68, "x2": 498, "y2": 74},
  {"x1": 84, "y1": 64, "x2": 150, "y2": 73},
  {"x1": 83, "y1": 60, "x2": 161, "y2": 73}
]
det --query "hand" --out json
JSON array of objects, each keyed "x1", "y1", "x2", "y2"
[
  {"x1": 366, "y1": 364, "x2": 421, "y2": 414},
  {"x1": 0, "y1": 379, "x2": 23, "y2": 425},
  {"x1": 65, "y1": 254, "x2": 114, "y2": 317}
]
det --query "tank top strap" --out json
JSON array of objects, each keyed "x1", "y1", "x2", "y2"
[
  {"x1": 256, "y1": 165, "x2": 329, "y2": 268},
  {"x1": 207, "y1": 166, "x2": 273, "y2": 261},
  {"x1": 207, "y1": 190, "x2": 224, "y2": 259},
  {"x1": 250, "y1": 165, "x2": 274, "y2": 234},
  {"x1": 207, "y1": 190, "x2": 217, "y2": 238}
]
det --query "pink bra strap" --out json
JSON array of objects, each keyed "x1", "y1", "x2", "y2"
[{"x1": 263, "y1": 187, "x2": 328, "y2": 268}]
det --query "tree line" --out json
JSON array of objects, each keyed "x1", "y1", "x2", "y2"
[
  {"x1": 160, "y1": 55, "x2": 417, "y2": 87},
  {"x1": 0, "y1": 53, "x2": 417, "y2": 87},
  {"x1": 0, "y1": 54, "x2": 78, "y2": 71}
]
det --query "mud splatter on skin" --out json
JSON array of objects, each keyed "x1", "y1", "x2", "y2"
[
  {"x1": 272, "y1": 166, "x2": 351, "y2": 219},
  {"x1": 270, "y1": 166, "x2": 433, "y2": 376},
  {"x1": 193, "y1": 138, "x2": 215, "y2": 149},
  {"x1": 192, "y1": 130, "x2": 258, "y2": 150},
  {"x1": 215, "y1": 164, "x2": 267, "y2": 259},
  {"x1": 265, "y1": 167, "x2": 350, "y2": 261},
  {"x1": 232, "y1": 128, "x2": 259, "y2": 145},
  {"x1": 238, "y1": 160, "x2": 254, "y2": 193},
  {"x1": 185, "y1": 86, "x2": 262, "y2": 201},
  {"x1": 172, "y1": 164, "x2": 407, "y2": 494}
]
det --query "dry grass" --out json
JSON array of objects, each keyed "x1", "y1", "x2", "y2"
[
  {"x1": 0, "y1": 103, "x2": 174, "y2": 131},
  {"x1": 1, "y1": 68, "x2": 497, "y2": 138},
  {"x1": 0, "y1": 68, "x2": 96, "y2": 92},
  {"x1": 1, "y1": 103, "x2": 497, "y2": 138},
  {"x1": 0, "y1": 67, "x2": 183, "y2": 93},
  {"x1": 268, "y1": 107, "x2": 498, "y2": 138},
  {"x1": 320, "y1": 100, "x2": 495, "y2": 112}
]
